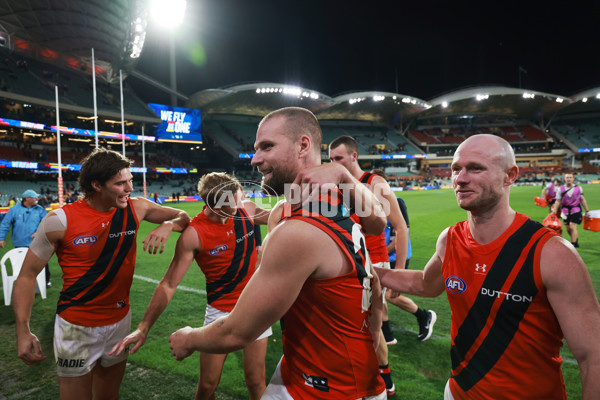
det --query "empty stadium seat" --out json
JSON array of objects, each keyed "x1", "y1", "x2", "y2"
[{"x1": 1, "y1": 247, "x2": 46, "y2": 305}]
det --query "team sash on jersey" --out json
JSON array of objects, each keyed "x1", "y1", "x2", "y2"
[
  {"x1": 57, "y1": 204, "x2": 137, "y2": 315},
  {"x1": 282, "y1": 196, "x2": 371, "y2": 308},
  {"x1": 206, "y1": 208, "x2": 255, "y2": 304},
  {"x1": 450, "y1": 219, "x2": 553, "y2": 392}
]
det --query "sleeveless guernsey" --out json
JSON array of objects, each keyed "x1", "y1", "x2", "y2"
[
  {"x1": 56, "y1": 198, "x2": 139, "y2": 327},
  {"x1": 190, "y1": 207, "x2": 257, "y2": 312},
  {"x1": 278, "y1": 196, "x2": 385, "y2": 399},
  {"x1": 443, "y1": 212, "x2": 566, "y2": 399}
]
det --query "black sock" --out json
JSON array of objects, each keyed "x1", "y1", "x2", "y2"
[
  {"x1": 572, "y1": 240, "x2": 579, "y2": 248},
  {"x1": 414, "y1": 307, "x2": 427, "y2": 322},
  {"x1": 379, "y1": 364, "x2": 393, "y2": 389},
  {"x1": 381, "y1": 320, "x2": 394, "y2": 340}
]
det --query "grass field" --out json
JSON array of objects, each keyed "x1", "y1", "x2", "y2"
[{"x1": 1, "y1": 184, "x2": 599, "y2": 399}]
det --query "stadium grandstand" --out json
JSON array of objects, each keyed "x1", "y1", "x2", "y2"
[{"x1": 1, "y1": 2, "x2": 600, "y2": 210}]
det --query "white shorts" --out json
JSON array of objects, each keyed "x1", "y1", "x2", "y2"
[
  {"x1": 444, "y1": 379, "x2": 455, "y2": 400},
  {"x1": 204, "y1": 304, "x2": 272, "y2": 341},
  {"x1": 54, "y1": 310, "x2": 131, "y2": 377},
  {"x1": 262, "y1": 358, "x2": 387, "y2": 400}
]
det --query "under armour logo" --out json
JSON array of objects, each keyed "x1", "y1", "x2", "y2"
[
  {"x1": 102, "y1": 222, "x2": 108, "y2": 228},
  {"x1": 475, "y1": 263, "x2": 487, "y2": 273},
  {"x1": 226, "y1": 230, "x2": 234, "y2": 236}
]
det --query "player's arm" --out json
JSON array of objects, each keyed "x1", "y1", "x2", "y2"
[
  {"x1": 13, "y1": 213, "x2": 64, "y2": 365},
  {"x1": 267, "y1": 199, "x2": 287, "y2": 232},
  {"x1": 293, "y1": 162, "x2": 386, "y2": 235},
  {"x1": 541, "y1": 185, "x2": 547, "y2": 197},
  {"x1": 372, "y1": 175, "x2": 408, "y2": 262},
  {"x1": 110, "y1": 226, "x2": 199, "y2": 356},
  {"x1": 242, "y1": 199, "x2": 271, "y2": 225},
  {"x1": 541, "y1": 236, "x2": 600, "y2": 399},
  {"x1": 132, "y1": 197, "x2": 191, "y2": 254},
  {"x1": 168, "y1": 220, "x2": 323, "y2": 360},
  {"x1": 580, "y1": 194, "x2": 590, "y2": 215},
  {"x1": 551, "y1": 192, "x2": 562, "y2": 214},
  {"x1": 375, "y1": 228, "x2": 448, "y2": 297},
  {"x1": 369, "y1": 269, "x2": 383, "y2": 348}
]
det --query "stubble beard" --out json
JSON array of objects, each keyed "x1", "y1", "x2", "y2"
[{"x1": 262, "y1": 167, "x2": 296, "y2": 196}]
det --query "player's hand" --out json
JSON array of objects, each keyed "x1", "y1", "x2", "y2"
[
  {"x1": 109, "y1": 329, "x2": 147, "y2": 356},
  {"x1": 143, "y1": 223, "x2": 173, "y2": 254},
  {"x1": 17, "y1": 332, "x2": 47, "y2": 365},
  {"x1": 169, "y1": 326, "x2": 194, "y2": 361},
  {"x1": 290, "y1": 163, "x2": 347, "y2": 206}
]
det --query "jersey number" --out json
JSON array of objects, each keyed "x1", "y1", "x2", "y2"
[{"x1": 352, "y1": 223, "x2": 373, "y2": 312}]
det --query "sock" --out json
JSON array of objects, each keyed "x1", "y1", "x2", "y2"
[
  {"x1": 379, "y1": 364, "x2": 393, "y2": 389},
  {"x1": 414, "y1": 307, "x2": 427, "y2": 322},
  {"x1": 572, "y1": 240, "x2": 579, "y2": 248},
  {"x1": 381, "y1": 320, "x2": 394, "y2": 340}
]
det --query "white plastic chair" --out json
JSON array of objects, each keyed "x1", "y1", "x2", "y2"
[{"x1": 1, "y1": 248, "x2": 46, "y2": 306}]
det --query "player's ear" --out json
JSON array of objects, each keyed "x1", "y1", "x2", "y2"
[
  {"x1": 91, "y1": 180, "x2": 102, "y2": 193},
  {"x1": 505, "y1": 165, "x2": 519, "y2": 186},
  {"x1": 298, "y1": 135, "x2": 311, "y2": 158}
]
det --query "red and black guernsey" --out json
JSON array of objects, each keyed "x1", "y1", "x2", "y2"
[
  {"x1": 191, "y1": 206, "x2": 257, "y2": 312},
  {"x1": 56, "y1": 199, "x2": 139, "y2": 327},
  {"x1": 443, "y1": 213, "x2": 566, "y2": 399},
  {"x1": 281, "y1": 195, "x2": 370, "y2": 288},
  {"x1": 358, "y1": 172, "x2": 389, "y2": 263},
  {"x1": 278, "y1": 195, "x2": 385, "y2": 399}
]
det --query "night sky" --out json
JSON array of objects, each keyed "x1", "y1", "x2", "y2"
[{"x1": 129, "y1": 0, "x2": 600, "y2": 105}]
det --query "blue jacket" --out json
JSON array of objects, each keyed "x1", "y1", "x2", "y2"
[{"x1": 0, "y1": 202, "x2": 47, "y2": 247}]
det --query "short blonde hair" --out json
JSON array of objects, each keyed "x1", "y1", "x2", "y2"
[{"x1": 197, "y1": 172, "x2": 242, "y2": 209}]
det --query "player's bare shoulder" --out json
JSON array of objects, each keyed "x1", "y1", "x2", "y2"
[
  {"x1": 267, "y1": 199, "x2": 289, "y2": 232},
  {"x1": 540, "y1": 235, "x2": 586, "y2": 281}
]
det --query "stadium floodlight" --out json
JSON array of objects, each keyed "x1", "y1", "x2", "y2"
[
  {"x1": 582, "y1": 97, "x2": 588, "y2": 103},
  {"x1": 150, "y1": 0, "x2": 187, "y2": 106},
  {"x1": 442, "y1": 102, "x2": 448, "y2": 108},
  {"x1": 150, "y1": 0, "x2": 187, "y2": 27}
]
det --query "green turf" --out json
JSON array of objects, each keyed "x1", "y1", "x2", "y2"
[{"x1": 1, "y1": 185, "x2": 598, "y2": 399}]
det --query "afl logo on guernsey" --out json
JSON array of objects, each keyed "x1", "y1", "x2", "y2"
[
  {"x1": 209, "y1": 244, "x2": 228, "y2": 255},
  {"x1": 446, "y1": 276, "x2": 466, "y2": 294},
  {"x1": 73, "y1": 235, "x2": 97, "y2": 246}
]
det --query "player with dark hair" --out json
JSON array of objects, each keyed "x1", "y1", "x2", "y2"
[
  {"x1": 329, "y1": 135, "x2": 411, "y2": 396},
  {"x1": 13, "y1": 147, "x2": 190, "y2": 400},
  {"x1": 370, "y1": 168, "x2": 436, "y2": 343}
]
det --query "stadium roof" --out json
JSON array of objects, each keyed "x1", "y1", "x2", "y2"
[
  {"x1": 187, "y1": 83, "x2": 600, "y2": 128},
  {"x1": 554, "y1": 87, "x2": 600, "y2": 118},
  {"x1": 188, "y1": 82, "x2": 334, "y2": 117},
  {"x1": 419, "y1": 86, "x2": 572, "y2": 122},
  {"x1": 0, "y1": 0, "x2": 146, "y2": 82}
]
